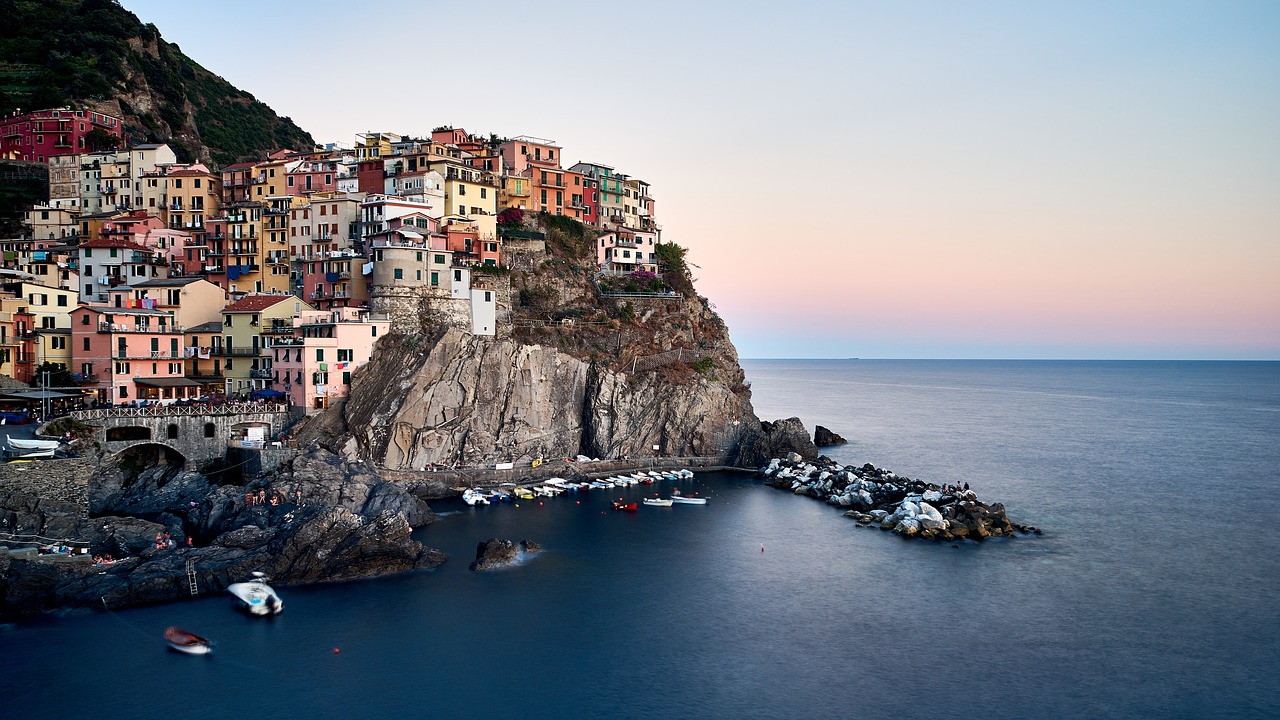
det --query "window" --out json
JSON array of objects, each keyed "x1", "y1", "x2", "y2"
[
  {"x1": 167, "y1": 424, "x2": 179, "y2": 440},
  {"x1": 343, "y1": 371, "x2": 351, "y2": 385},
  {"x1": 393, "y1": 268, "x2": 403, "y2": 280},
  {"x1": 338, "y1": 349, "x2": 353, "y2": 362},
  {"x1": 458, "y1": 184, "x2": 466, "y2": 196},
  {"x1": 430, "y1": 271, "x2": 438, "y2": 286},
  {"x1": 81, "y1": 314, "x2": 90, "y2": 325},
  {"x1": 480, "y1": 188, "x2": 486, "y2": 199},
  {"x1": 316, "y1": 348, "x2": 325, "y2": 361},
  {"x1": 51, "y1": 336, "x2": 66, "y2": 350},
  {"x1": 205, "y1": 423, "x2": 216, "y2": 438},
  {"x1": 434, "y1": 254, "x2": 445, "y2": 264},
  {"x1": 83, "y1": 337, "x2": 90, "y2": 350}
]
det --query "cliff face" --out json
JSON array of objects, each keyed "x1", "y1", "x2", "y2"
[
  {"x1": 0, "y1": 0, "x2": 313, "y2": 165},
  {"x1": 343, "y1": 327, "x2": 754, "y2": 469}
]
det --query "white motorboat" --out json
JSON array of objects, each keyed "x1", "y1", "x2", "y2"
[
  {"x1": 669, "y1": 495, "x2": 707, "y2": 505},
  {"x1": 462, "y1": 488, "x2": 490, "y2": 506},
  {"x1": 676, "y1": 469, "x2": 695, "y2": 479},
  {"x1": 228, "y1": 573, "x2": 284, "y2": 616},
  {"x1": 643, "y1": 497, "x2": 673, "y2": 507}
]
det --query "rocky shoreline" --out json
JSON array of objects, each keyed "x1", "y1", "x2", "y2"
[
  {"x1": 0, "y1": 447, "x2": 445, "y2": 619},
  {"x1": 760, "y1": 455, "x2": 1041, "y2": 541}
]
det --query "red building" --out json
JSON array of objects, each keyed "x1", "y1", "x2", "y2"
[{"x1": 1, "y1": 108, "x2": 124, "y2": 163}]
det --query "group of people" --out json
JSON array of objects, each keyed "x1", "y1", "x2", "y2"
[
  {"x1": 245, "y1": 488, "x2": 302, "y2": 507},
  {"x1": 154, "y1": 532, "x2": 176, "y2": 550},
  {"x1": 941, "y1": 482, "x2": 971, "y2": 494},
  {"x1": 92, "y1": 553, "x2": 116, "y2": 565}
]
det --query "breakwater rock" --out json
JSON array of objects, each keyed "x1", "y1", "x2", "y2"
[
  {"x1": 813, "y1": 425, "x2": 847, "y2": 447},
  {"x1": 759, "y1": 457, "x2": 1040, "y2": 541},
  {"x1": 470, "y1": 538, "x2": 541, "y2": 571}
]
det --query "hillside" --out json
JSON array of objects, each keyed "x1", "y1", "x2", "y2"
[{"x1": 0, "y1": 0, "x2": 314, "y2": 166}]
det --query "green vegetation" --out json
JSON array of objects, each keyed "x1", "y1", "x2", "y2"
[
  {"x1": 691, "y1": 356, "x2": 715, "y2": 375},
  {"x1": 0, "y1": 0, "x2": 314, "y2": 166},
  {"x1": 0, "y1": 161, "x2": 46, "y2": 236},
  {"x1": 539, "y1": 212, "x2": 594, "y2": 260}
]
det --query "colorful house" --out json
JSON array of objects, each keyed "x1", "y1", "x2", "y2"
[
  {"x1": 218, "y1": 294, "x2": 317, "y2": 396},
  {"x1": 70, "y1": 306, "x2": 190, "y2": 405},
  {"x1": 0, "y1": 108, "x2": 124, "y2": 163},
  {"x1": 269, "y1": 307, "x2": 389, "y2": 412}
]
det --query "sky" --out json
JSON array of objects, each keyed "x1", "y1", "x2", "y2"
[{"x1": 121, "y1": 0, "x2": 1280, "y2": 359}]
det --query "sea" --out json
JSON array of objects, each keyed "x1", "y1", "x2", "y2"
[{"x1": 1, "y1": 360, "x2": 1277, "y2": 719}]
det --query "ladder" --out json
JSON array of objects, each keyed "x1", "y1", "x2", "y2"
[{"x1": 186, "y1": 559, "x2": 198, "y2": 596}]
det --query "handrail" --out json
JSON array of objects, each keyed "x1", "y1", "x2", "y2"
[{"x1": 71, "y1": 402, "x2": 287, "y2": 420}]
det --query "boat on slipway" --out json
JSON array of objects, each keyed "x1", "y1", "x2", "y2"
[
  {"x1": 164, "y1": 627, "x2": 213, "y2": 655},
  {"x1": 228, "y1": 573, "x2": 284, "y2": 616},
  {"x1": 5, "y1": 435, "x2": 59, "y2": 458}
]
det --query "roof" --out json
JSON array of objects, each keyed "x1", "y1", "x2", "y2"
[
  {"x1": 79, "y1": 238, "x2": 153, "y2": 252},
  {"x1": 132, "y1": 277, "x2": 210, "y2": 288},
  {"x1": 76, "y1": 306, "x2": 176, "y2": 317},
  {"x1": 223, "y1": 294, "x2": 295, "y2": 313},
  {"x1": 133, "y1": 377, "x2": 203, "y2": 388},
  {"x1": 222, "y1": 162, "x2": 256, "y2": 171},
  {"x1": 185, "y1": 321, "x2": 223, "y2": 333}
]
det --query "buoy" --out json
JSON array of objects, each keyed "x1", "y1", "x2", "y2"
[
  {"x1": 538, "y1": 501, "x2": 543, "y2": 506},
  {"x1": 761, "y1": 545, "x2": 765, "y2": 552},
  {"x1": 333, "y1": 648, "x2": 340, "y2": 654},
  {"x1": 514, "y1": 503, "x2": 520, "y2": 508}
]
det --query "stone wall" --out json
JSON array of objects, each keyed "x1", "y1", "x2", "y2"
[
  {"x1": 0, "y1": 458, "x2": 94, "y2": 509},
  {"x1": 73, "y1": 408, "x2": 291, "y2": 467}
]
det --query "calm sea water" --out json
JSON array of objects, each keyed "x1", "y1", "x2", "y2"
[{"x1": 2, "y1": 360, "x2": 1277, "y2": 719}]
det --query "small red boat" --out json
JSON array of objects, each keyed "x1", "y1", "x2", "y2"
[
  {"x1": 164, "y1": 626, "x2": 213, "y2": 655},
  {"x1": 612, "y1": 501, "x2": 638, "y2": 511}
]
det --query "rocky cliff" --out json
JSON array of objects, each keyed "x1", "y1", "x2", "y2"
[
  {"x1": 314, "y1": 215, "x2": 804, "y2": 469},
  {"x1": 0, "y1": 0, "x2": 314, "y2": 165}
]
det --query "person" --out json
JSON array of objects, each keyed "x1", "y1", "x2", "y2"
[
  {"x1": 245, "y1": 491, "x2": 254, "y2": 506},
  {"x1": 164, "y1": 532, "x2": 174, "y2": 549},
  {"x1": 269, "y1": 493, "x2": 279, "y2": 506},
  {"x1": 295, "y1": 490, "x2": 303, "y2": 506},
  {"x1": 258, "y1": 489, "x2": 266, "y2": 504}
]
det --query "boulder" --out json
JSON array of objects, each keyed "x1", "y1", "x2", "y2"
[
  {"x1": 470, "y1": 538, "x2": 540, "y2": 571},
  {"x1": 813, "y1": 425, "x2": 848, "y2": 447}
]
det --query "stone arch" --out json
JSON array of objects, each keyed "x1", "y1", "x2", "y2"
[
  {"x1": 106, "y1": 441, "x2": 188, "y2": 472},
  {"x1": 106, "y1": 425, "x2": 151, "y2": 442}
]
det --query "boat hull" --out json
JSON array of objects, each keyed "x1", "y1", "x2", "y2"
[
  {"x1": 164, "y1": 627, "x2": 212, "y2": 655},
  {"x1": 228, "y1": 581, "x2": 284, "y2": 615}
]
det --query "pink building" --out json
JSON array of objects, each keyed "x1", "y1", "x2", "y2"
[
  {"x1": 286, "y1": 160, "x2": 339, "y2": 196},
  {"x1": 270, "y1": 307, "x2": 389, "y2": 412},
  {"x1": 1, "y1": 108, "x2": 124, "y2": 162},
  {"x1": 71, "y1": 306, "x2": 193, "y2": 406}
]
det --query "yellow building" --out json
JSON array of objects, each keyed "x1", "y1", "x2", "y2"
[
  {"x1": 355, "y1": 132, "x2": 401, "y2": 161},
  {"x1": 218, "y1": 294, "x2": 317, "y2": 395},
  {"x1": 425, "y1": 160, "x2": 497, "y2": 241}
]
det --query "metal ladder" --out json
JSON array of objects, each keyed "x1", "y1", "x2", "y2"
[{"x1": 186, "y1": 559, "x2": 198, "y2": 596}]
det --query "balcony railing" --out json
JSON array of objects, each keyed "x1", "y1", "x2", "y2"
[
  {"x1": 249, "y1": 369, "x2": 273, "y2": 379},
  {"x1": 208, "y1": 347, "x2": 263, "y2": 357},
  {"x1": 113, "y1": 350, "x2": 183, "y2": 360},
  {"x1": 268, "y1": 337, "x2": 305, "y2": 347},
  {"x1": 100, "y1": 322, "x2": 184, "y2": 334}
]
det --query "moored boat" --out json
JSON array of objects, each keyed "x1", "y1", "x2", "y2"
[
  {"x1": 6, "y1": 435, "x2": 60, "y2": 451},
  {"x1": 642, "y1": 497, "x2": 673, "y2": 507},
  {"x1": 164, "y1": 626, "x2": 213, "y2": 655},
  {"x1": 612, "y1": 500, "x2": 638, "y2": 511},
  {"x1": 462, "y1": 488, "x2": 490, "y2": 506},
  {"x1": 228, "y1": 573, "x2": 284, "y2": 616},
  {"x1": 514, "y1": 487, "x2": 535, "y2": 499},
  {"x1": 669, "y1": 495, "x2": 707, "y2": 504}
]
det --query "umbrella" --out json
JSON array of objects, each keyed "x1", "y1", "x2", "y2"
[{"x1": 250, "y1": 388, "x2": 286, "y2": 399}]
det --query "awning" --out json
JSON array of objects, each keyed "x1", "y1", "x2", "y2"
[
  {"x1": 133, "y1": 377, "x2": 204, "y2": 388},
  {"x1": 250, "y1": 388, "x2": 285, "y2": 399},
  {"x1": 0, "y1": 389, "x2": 85, "y2": 400}
]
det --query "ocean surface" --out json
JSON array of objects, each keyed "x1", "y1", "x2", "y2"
[{"x1": 2, "y1": 360, "x2": 1277, "y2": 719}]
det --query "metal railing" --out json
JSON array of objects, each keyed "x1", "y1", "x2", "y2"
[{"x1": 72, "y1": 402, "x2": 288, "y2": 420}]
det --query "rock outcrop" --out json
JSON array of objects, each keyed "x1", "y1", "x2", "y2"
[
  {"x1": 0, "y1": 446, "x2": 445, "y2": 618},
  {"x1": 759, "y1": 456, "x2": 1040, "y2": 542},
  {"x1": 814, "y1": 425, "x2": 848, "y2": 447},
  {"x1": 469, "y1": 538, "x2": 541, "y2": 571},
  {"x1": 343, "y1": 329, "x2": 757, "y2": 470}
]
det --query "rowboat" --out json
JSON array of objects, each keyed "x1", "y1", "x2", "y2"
[
  {"x1": 642, "y1": 498, "x2": 673, "y2": 507},
  {"x1": 164, "y1": 626, "x2": 213, "y2": 655},
  {"x1": 6, "y1": 435, "x2": 60, "y2": 451},
  {"x1": 612, "y1": 501, "x2": 638, "y2": 511},
  {"x1": 514, "y1": 487, "x2": 535, "y2": 499},
  {"x1": 228, "y1": 573, "x2": 284, "y2": 616}
]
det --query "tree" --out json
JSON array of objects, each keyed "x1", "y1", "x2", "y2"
[{"x1": 32, "y1": 362, "x2": 76, "y2": 388}]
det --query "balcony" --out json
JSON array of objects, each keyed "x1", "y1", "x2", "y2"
[
  {"x1": 113, "y1": 350, "x2": 183, "y2": 360},
  {"x1": 311, "y1": 289, "x2": 349, "y2": 300},
  {"x1": 100, "y1": 322, "x2": 184, "y2": 334},
  {"x1": 208, "y1": 347, "x2": 262, "y2": 357},
  {"x1": 249, "y1": 369, "x2": 273, "y2": 379},
  {"x1": 261, "y1": 323, "x2": 295, "y2": 335},
  {"x1": 268, "y1": 337, "x2": 305, "y2": 347}
]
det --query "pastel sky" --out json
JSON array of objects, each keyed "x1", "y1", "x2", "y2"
[{"x1": 122, "y1": 0, "x2": 1280, "y2": 359}]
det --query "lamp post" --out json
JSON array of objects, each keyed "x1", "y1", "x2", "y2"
[{"x1": 42, "y1": 370, "x2": 51, "y2": 421}]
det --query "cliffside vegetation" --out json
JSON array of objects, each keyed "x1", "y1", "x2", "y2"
[{"x1": 0, "y1": 0, "x2": 314, "y2": 166}]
